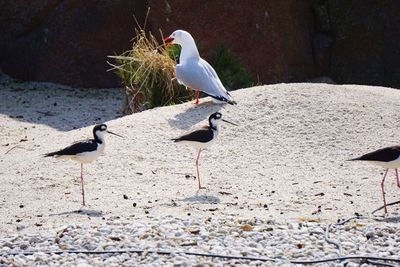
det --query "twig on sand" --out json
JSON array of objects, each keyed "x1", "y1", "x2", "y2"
[
  {"x1": 372, "y1": 200, "x2": 400, "y2": 215},
  {"x1": 4, "y1": 145, "x2": 25, "y2": 155}
]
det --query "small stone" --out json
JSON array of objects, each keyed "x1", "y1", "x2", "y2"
[
  {"x1": 365, "y1": 231, "x2": 374, "y2": 240},
  {"x1": 240, "y1": 224, "x2": 254, "y2": 231},
  {"x1": 109, "y1": 236, "x2": 121, "y2": 241},
  {"x1": 187, "y1": 228, "x2": 200, "y2": 234},
  {"x1": 20, "y1": 243, "x2": 29, "y2": 250},
  {"x1": 297, "y1": 243, "x2": 305, "y2": 249}
]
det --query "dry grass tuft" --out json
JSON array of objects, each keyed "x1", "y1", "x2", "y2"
[{"x1": 108, "y1": 29, "x2": 193, "y2": 114}]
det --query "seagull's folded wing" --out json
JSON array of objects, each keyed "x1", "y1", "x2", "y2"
[{"x1": 176, "y1": 59, "x2": 232, "y2": 100}]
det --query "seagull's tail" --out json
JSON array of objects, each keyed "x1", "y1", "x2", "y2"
[{"x1": 211, "y1": 95, "x2": 237, "y2": 105}]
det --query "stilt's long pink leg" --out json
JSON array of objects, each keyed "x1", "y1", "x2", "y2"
[
  {"x1": 195, "y1": 149, "x2": 205, "y2": 189},
  {"x1": 80, "y1": 163, "x2": 86, "y2": 206},
  {"x1": 381, "y1": 169, "x2": 389, "y2": 214},
  {"x1": 195, "y1": 90, "x2": 200, "y2": 105},
  {"x1": 396, "y1": 168, "x2": 400, "y2": 188}
]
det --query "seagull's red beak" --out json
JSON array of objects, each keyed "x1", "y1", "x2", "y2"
[{"x1": 164, "y1": 36, "x2": 174, "y2": 47}]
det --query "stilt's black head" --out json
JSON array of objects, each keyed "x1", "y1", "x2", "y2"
[
  {"x1": 208, "y1": 112, "x2": 238, "y2": 129},
  {"x1": 208, "y1": 112, "x2": 222, "y2": 129},
  {"x1": 93, "y1": 124, "x2": 107, "y2": 135},
  {"x1": 93, "y1": 124, "x2": 108, "y2": 141},
  {"x1": 93, "y1": 124, "x2": 124, "y2": 141}
]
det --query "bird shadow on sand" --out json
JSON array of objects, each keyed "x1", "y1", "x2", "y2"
[
  {"x1": 168, "y1": 100, "x2": 224, "y2": 130},
  {"x1": 182, "y1": 194, "x2": 221, "y2": 204},
  {"x1": 50, "y1": 209, "x2": 103, "y2": 217}
]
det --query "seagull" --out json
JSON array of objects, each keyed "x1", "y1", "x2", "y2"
[
  {"x1": 44, "y1": 124, "x2": 123, "y2": 206},
  {"x1": 172, "y1": 112, "x2": 238, "y2": 189},
  {"x1": 164, "y1": 30, "x2": 237, "y2": 105},
  {"x1": 349, "y1": 146, "x2": 400, "y2": 213}
]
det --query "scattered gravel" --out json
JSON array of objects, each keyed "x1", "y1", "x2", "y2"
[{"x1": 1, "y1": 216, "x2": 399, "y2": 266}]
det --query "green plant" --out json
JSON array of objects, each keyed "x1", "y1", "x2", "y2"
[
  {"x1": 108, "y1": 29, "x2": 193, "y2": 114},
  {"x1": 210, "y1": 44, "x2": 253, "y2": 90}
]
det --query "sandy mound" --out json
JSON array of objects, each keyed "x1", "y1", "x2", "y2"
[{"x1": 1, "y1": 78, "x2": 400, "y2": 234}]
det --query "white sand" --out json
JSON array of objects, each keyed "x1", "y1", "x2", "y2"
[{"x1": 1, "y1": 78, "x2": 400, "y2": 234}]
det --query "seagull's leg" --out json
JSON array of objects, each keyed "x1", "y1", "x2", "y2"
[
  {"x1": 381, "y1": 169, "x2": 389, "y2": 214},
  {"x1": 396, "y1": 168, "x2": 400, "y2": 188},
  {"x1": 195, "y1": 90, "x2": 200, "y2": 105},
  {"x1": 80, "y1": 163, "x2": 86, "y2": 206},
  {"x1": 195, "y1": 149, "x2": 205, "y2": 189}
]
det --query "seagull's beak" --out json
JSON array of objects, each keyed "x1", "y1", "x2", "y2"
[
  {"x1": 222, "y1": 119, "x2": 239, "y2": 126},
  {"x1": 107, "y1": 131, "x2": 124, "y2": 138},
  {"x1": 164, "y1": 36, "x2": 174, "y2": 47}
]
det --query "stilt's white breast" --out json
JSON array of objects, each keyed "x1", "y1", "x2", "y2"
[{"x1": 368, "y1": 156, "x2": 400, "y2": 168}]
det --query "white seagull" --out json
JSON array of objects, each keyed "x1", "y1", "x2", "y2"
[
  {"x1": 164, "y1": 30, "x2": 237, "y2": 105},
  {"x1": 172, "y1": 112, "x2": 238, "y2": 189},
  {"x1": 44, "y1": 124, "x2": 123, "y2": 206}
]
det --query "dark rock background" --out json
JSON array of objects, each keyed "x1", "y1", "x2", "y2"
[
  {"x1": 0, "y1": 0, "x2": 147, "y2": 87},
  {"x1": 0, "y1": 0, "x2": 399, "y2": 88},
  {"x1": 328, "y1": 0, "x2": 400, "y2": 87}
]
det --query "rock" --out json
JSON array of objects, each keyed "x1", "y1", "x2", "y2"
[
  {"x1": 1, "y1": 1, "x2": 400, "y2": 89},
  {"x1": 187, "y1": 227, "x2": 200, "y2": 235},
  {"x1": 365, "y1": 231, "x2": 374, "y2": 240},
  {"x1": 240, "y1": 224, "x2": 254, "y2": 231},
  {"x1": 19, "y1": 242, "x2": 29, "y2": 250},
  {"x1": 0, "y1": 0, "x2": 147, "y2": 87},
  {"x1": 328, "y1": 0, "x2": 400, "y2": 87}
]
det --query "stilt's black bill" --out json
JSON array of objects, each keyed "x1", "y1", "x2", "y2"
[
  {"x1": 222, "y1": 119, "x2": 238, "y2": 126},
  {"x1": 107, "y1": 131, "x2": 124, "y2": 138}
]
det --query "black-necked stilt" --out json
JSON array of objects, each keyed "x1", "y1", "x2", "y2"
[
  {"x1": 164, "y1": 30, "x2": 236, "y2": 105},
  {"x1": 44, "y1": 124, "x2": 123, "y2": 206},
  {"x1": 172, "y1": 112, "x2": 238, "y2": 189},
  {"x1": 349, "y1": 146, "x2": 400, "y2": 213}
]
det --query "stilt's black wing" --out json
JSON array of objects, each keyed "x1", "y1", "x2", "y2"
[
  {"x1": 45, "y1": 140, "x2": 98, "y2": 157},
  {"x1": 173, "y1": 128, "x2": 214, "y2": 143},
  {"x1": 350, "y1": 146, "x2": 400, "y2": 162}
]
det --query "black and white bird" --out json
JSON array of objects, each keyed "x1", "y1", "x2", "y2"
[
  {"x1": 172, "y1": 112, "x2": 238, "y2": 189},
  {"x1": 164, "y1": 30, "x2": 237, "y2": 105},
  {"x1": 349, "y1": 146, "x2": 400, "y2": 213},
  {"x1": 44, "y1": 124, "x2": 123, "y2": 206}
]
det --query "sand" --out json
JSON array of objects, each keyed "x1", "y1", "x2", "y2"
[{"x1": 1, "y1": 75, "x2": 400, "y2": 234}]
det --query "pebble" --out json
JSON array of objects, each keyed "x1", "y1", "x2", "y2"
[{"x1": 0, "y1": 216, "x2": 399, "y2": 265}]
